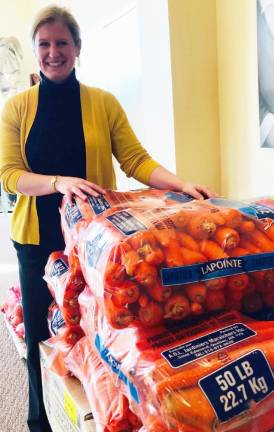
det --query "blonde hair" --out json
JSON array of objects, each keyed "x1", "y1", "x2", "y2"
[{"x1": 31, "y1": 5, "x2": 81, "y2": 45}]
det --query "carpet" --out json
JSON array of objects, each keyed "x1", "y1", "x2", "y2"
[{"x1": 0, "y1": 314, "x2": 28, "y2": 432}]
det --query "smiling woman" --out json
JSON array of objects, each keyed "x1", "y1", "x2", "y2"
[
  {"x1": 32, "y1": 20, "x2": 81, "y2": 83},
  {"x1": 0, "y1": 5, "x2": 216, "y2": 432}
]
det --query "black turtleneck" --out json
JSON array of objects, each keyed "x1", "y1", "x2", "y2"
[{"x1": 26, "y1": 69, "x2": 86, "y2": 249}]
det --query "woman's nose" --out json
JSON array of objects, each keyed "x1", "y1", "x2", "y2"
[{"x1": 48, "y1": 44, "x2": 59, "y2": 58}]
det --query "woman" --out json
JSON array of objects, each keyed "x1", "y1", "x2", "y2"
[{"x1": 0, "y1": 5, "x2": 216, "y2": 432}]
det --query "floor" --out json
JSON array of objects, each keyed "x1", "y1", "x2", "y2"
[{"x1": 0, "y1": 213, "x2": 28, "y2": 432}]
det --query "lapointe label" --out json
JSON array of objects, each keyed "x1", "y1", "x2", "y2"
[
  {"x1": 64, "y1": 202, "x2": 83, "y2": 228},
  {"x1": 87, "y1": 194, "x2": 111, "y2": 215},
  {"x1": 161, "y1": 252, "x2": 274, "y2": 286},
  {"x1": 199, "y1": 350, "x2": 274, "y2": 423},
  {"x1": 49, "y1": 259, "x2": 68, "y2": 278},
  {"x1": 161, "y1": 323, "x2": 256, "y2": 368},
  {"x1": 50, "y1": 308, "x2": 65, "y2": 335},
  {"x1": 165, "y1": 191, "x2": 193, "y2": 203},
  {"x1": 106, "y1": 210, "x2": 147, "y2": 236}
]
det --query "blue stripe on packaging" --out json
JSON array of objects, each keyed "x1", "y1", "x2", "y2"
[
  {"x1": 95, "y1": 334, "x2": 139, "y2": 404},
  {"x1": 161, "y1": 252, "x2": 274, "y2": 286}
]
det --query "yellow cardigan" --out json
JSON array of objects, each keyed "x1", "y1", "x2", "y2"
[{"x1": 0, "y1": 83, "x2": 159, "y2": 245}]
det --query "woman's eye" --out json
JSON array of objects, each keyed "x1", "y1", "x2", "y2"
[
  {"x1": 39, "y1": 42, "x2": 49, "y2": 47},
  {"x1": 58, "y1": 41, "x2": 68, "y2": 46}
]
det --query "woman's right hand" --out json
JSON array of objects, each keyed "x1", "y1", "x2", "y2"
[{"x1": 55, "y1": 176, "x2": 106, "y2": 202}]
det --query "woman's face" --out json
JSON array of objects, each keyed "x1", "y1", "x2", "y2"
[{"x1": 34, "y1": 20, "x2": 80, "y2": 83}]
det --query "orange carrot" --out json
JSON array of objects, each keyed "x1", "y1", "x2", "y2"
[
  {"x1": 134, "y1": 262, "x2": 158, "y2": 286},
  {"x1": 204, "y1": 290, "x2": 225, "y2": 311},
  {"x1": 239, "y1": 238, "x2": 261, "y2": 254},
  {"x1": 104, "y1": 262, "x2": 126, "y2": 287},
  {"x1": 184, "y1": 283, "x2": 207, "y2": 304},
  {"x1": 199, "y1": 239, "x2": 228, "y2": 260},
  {"x1": 105, "y1": 298, "x2": 134, "y2": 329},
  {"x1": 164, "y1": 241, "x2": 185, "y2": 267},
  {"x1": 187, "y1": 215, "x2": 217, "y2": 240},
  {"x1": 245, "y1": 229, "x2": 274, "y2": 252},
  {"x1": 208, "y1": 210, "x2": 226, "y2": 226},
  {"x1": 138, "y1": 294, "x2": 149, "y2": 307},
  {"x1": 139, "y1": 244, "x2": 165, "y2": 266},
  {"x1": 152, "y1": 228, "x2": 177, "y2": 247},
  {"x1": 161, "y1": 386, "x2": 215, "y2": 431},
  {"x1": 164, "y1": 294, "x2": 191, "y2": 320},
  {"x1": 146, "y1": 280, "x2": 172, "y2": 302},
  {"x1": 170, "y1": 210, "x2": 191, "y2": 229},
  {"x1": 121, "y1": 249, "x2": 141, "y2": 276},
  {"x1": 190, "y1": 302, "x2": 204, "y2": 315},
  {"x1": 228, "y1": 246, "x2": 249, "y2": 257},
  {"x1": 238, "y1": 220, "x2": 255, "y2": 233},
  {"x1": 130, "y1": 230, "x2": 157, "y2": 249},
  {"x1": 180, "y1": 247, "x2": 207, "y2": 265},
  {"x1": 204, "y1": 277, "x2": 227, "y2": 291},
  {"x1": 192, "y1": 202, "x2": 225, "y2": 226},
  {"x1": 176, "y1": 232, "x2": 199, "y2": 252},
  {"x1": 214, "y1": 226, "x2": 240, "y2": 250},
  {"x1": 227, "y1": 273, "x2": 249, "y2": 291},
  {"x1": 111, "y1": 280, "x2": 140, "y2": 306},
  {"x1": 220, "y1": 208, "x2": 243, "y2": 228},
  {"x1": 138, "y1": 301, "x2": 163, "y2": 327}
]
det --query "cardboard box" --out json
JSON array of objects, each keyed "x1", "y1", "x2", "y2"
[{"x1": 39, "y1": 342, "x2": 96, "y2": 432}]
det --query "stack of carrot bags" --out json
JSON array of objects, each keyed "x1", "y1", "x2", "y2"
[{"x1": 44, "y1": 189, "x2": 274, "y2": 431}]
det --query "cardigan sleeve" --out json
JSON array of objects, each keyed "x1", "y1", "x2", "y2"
[
  {"x1": 103, "y1": 91, "x2": 160, "y2": 185},
  {"x1": 0, "y1": 96, "x2": 28, "y2": 194}
]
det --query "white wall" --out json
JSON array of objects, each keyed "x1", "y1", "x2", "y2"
[{"x1": 63, "y1": 0, "x2": 176, "y2": 190}]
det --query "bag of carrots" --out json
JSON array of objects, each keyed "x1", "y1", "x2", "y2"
[
  {"x1": 44, "y1": 251, "x2": 85, "y2": 327},
  {"x1": 75, "y1": 196, "x2": 274, "y2": 329},
  {"x1": 65, "y1": 335, "x2": 143, "y2": 432},
  {"x1": 42, "y1": 324, "x2": 85, "y2": 376},
  {"x1": 60, "y1": 188, "x2": 193, "y2": 255},
  {"x1": 78, "y1": 293, "x2": 274, "y2": 432}
]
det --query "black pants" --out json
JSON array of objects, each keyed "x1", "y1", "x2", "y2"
[{"x1": 13, "y1": 241, "x2": 63, "y2": 432}]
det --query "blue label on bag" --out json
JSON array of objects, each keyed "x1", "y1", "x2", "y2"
[
  {"x1": 165, "y1": 192, "x2": 194, "y2": 203},
  {"x1": 50, "y1": 308, "x2": 65, "y2": 335},
  {"x1": 64, "y1": 202, "x2": 83, "y2": 228},
  {"x1": 239, "y1": 203, "x2": 274, "y2": 220},
  {"x1": 86, "y1": 231, "x2": 108, "y2": 268},
  {"x1": 161, "y1": 324, "x2": 256, "y2": 368},
  {"x1": 49, "y1": 259, "x2": 68, "y2": 278},
  {"x1": 87, "y1": 194, "x2": 111, "y2": 215},
  {"x1": 161, "y1": 252, "x2": 274, "y2": 286},
  {"x1": 95, "y1": 334, "x2": 139, "y2": 404},
  {"x1": 106, "y1": 210, "x2": 147, "y2": 236},
  {"x1": 199, "y1": 350, "x2": 274, "y2": 423}
]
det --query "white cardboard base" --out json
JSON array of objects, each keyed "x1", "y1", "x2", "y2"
[{"x1": 39, "y1": 342, "x2": 96, "y2": 432}]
